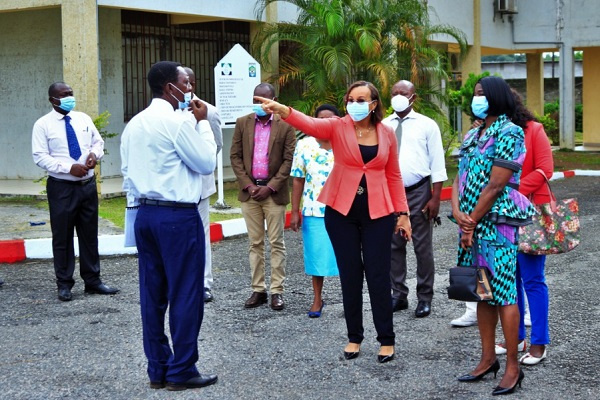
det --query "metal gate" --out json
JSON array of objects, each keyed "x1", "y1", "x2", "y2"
[{"x1": 122, "y1": 10, "x2": 250, "y2": 120}]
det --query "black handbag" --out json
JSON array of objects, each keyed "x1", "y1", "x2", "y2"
[{"x1": 447, "y1": 242, "x2": 493, "y2": 302}]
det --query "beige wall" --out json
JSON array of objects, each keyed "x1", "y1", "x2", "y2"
[{"x1": 582, "y1": 47, "x2": 600, "y2": 147}]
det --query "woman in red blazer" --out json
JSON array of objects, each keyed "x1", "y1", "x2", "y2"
[
  {"x1": 256, "y1": 81, "x2": 411, "y2": 364},
  {"x1": 497, "y1": 90, "x2": 554, "y2": 366}
]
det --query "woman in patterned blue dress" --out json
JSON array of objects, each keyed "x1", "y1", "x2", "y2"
[
  {"x1": 452, "y1": 77, "x2": 536, "y2": 396},
  {"x1": 290, "y1": 105, "x2": 340, "y2": 318}
]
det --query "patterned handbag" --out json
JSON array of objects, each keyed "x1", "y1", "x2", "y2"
[{"x1": 518, "y1": 170, "x2": 580, "y2": 255}]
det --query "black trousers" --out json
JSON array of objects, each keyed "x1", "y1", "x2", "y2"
[
  {"x1": 47, "y1": 177, "x2": 101, "y2": 290},
  {"x1": 325, "y1": 194, "x2": 396, "y2": 346}
]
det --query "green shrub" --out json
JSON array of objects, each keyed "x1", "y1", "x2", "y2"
[
  {"x1": 536, "y1": 112, "x2": 558, "y2": 144},
  {"x1": 542, "y1": 101, "x2": 583, "y2": 138}
]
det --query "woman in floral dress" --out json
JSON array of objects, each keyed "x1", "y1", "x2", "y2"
[
  {"x1": 452, "y1": 76, "x2": 536, "y2": 396},
  {"x1": 290, "y1": 104, "x2": 340, "y2": 318}
]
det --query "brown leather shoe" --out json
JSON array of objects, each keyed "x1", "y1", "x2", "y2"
[
  {"x1": 270, "y1": 293, "x2": 284, "y2": 310},
  {"x1": 244, "y1": 291, "x2": 268, "y2": 308}
]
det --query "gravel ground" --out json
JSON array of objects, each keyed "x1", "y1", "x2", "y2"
[{"x1": 0, "y1": 176, "x2": 599, "y2": 400}]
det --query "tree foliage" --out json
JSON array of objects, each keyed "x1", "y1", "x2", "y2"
[{"x1": 253, "y1": 0, "x2": 467, "y2": 117}]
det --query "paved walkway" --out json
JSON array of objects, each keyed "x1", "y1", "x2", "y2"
[{"x1": 0, "y1": 176, "x2": 599, "y2": 399}]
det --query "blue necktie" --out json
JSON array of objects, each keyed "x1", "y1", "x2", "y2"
[{"x1": 64, "y1": 115, "x2": 82, "y2": 160}]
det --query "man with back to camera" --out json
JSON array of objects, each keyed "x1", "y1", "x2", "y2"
[
  {"x1": 382, "y1": 80, "x2": 447, "y2": 318},
  {"x1": 230, "y1": 82, "x2": 296, "y2": 311},
  {"x1": 32, "y1": 81, "x2": 119, "y2": 302},
  {"x1": 121, "y1": 61, "x2": 217, "y2": 391},
  {"x1": 182, "y1": 66, "x2": 223, "y2": 303}
]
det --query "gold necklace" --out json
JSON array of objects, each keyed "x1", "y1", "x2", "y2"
[{"x1": 355, "y1": 125, "x2": 373, "y2": 138}]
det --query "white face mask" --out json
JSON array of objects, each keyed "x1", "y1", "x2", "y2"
[{"x1": 391, "y1": 94, "x2": 414, "y2": 112}]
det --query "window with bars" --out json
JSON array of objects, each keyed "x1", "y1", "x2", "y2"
[{"x1": 122, "y1": 10, "x2": 250, "y2": 120}]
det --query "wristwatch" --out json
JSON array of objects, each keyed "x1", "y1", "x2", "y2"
[{"x1": 397, "y1": 211, "x2": 410, "y2": 217}]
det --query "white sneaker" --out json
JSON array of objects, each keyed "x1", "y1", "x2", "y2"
[
  {"x1": 495, "y1": 340, "x2": 527, "y2": 355},
  {"x1": 450, "y1": 312, "x2": 478, "y2": 327}
]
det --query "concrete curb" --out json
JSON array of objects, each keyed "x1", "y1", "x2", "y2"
[{"x1": 1, "y1": 169, "x2": 597, "y2": 263}]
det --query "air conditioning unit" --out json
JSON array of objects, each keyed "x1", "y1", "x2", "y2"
[{"x1": 498, "y1": 0, "x2": 518, "y2": 14}]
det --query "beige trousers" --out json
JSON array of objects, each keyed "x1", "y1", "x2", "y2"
[{"x1": 241, "y1": 196, "x2": 286, "y2": 294}]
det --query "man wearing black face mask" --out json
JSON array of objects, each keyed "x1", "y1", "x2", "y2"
[
  {"x1": 382, "y1": 80, "x2": 447, "y2": 318},
  {"x1": 32, "y1": 82, "x2": 119, "y2": 302}
]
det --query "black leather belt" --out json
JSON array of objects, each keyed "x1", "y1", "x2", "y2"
[
  {"x1": 506, "y1": 182, "x2": 520, "y2": 190},
  {"x1": 139, "y1": 199, "x2": 197, "y2": 208},
  {"x1": 254, "y1": 179, "x2": 269, "y2": 186},
  {"x1": 48, "y1": 176, "x2": 94, "y2": 186},
  {"x1": 405, "y1": 176, "x2": 430, "y2": 193}
]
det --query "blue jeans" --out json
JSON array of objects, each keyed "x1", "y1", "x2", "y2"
[{"x1": 516, "y1": 253, "x2": 550, "y2": 345}]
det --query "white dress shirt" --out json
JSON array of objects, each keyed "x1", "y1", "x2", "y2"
[
  {"x1": 121, "y1": 98, "x2": 217, "y2": 206},
  {"x1": 382, "y1": 109, "x2": 448, "y2": 187},
  {"x1": 32, "y1": 109, "x2": 104, "y2": 181}
]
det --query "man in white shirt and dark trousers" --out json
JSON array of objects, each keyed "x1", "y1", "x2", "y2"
[
  {"x1": 32, "y1": 81, "x2": 119, "y2": 302},
  {"x1": 121, "y1": 61, "x2": 218, "y2": 391},
  {"x1": 183, "y1": 67, "x2": 223, "y2": 303},
  {"x1": 383, "y1": 80, "x2": 447, "y2": 318}
]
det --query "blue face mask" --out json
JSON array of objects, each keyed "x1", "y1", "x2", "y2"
[
  {"x1": 471, "y1": 95, "x2": 489, "y2": 119},
  {"x1": 346, "y1": 101, "x2": 373, "y2": 122},
  {"x1": 53, "y1": 96, "x2": 76, "y2": 112},
  {"x1": 253, "y1": 104, "x2": 268, "y2": 117},
  {"x1": 169, "y1": 83, "x2": 192, "y2": 109}
]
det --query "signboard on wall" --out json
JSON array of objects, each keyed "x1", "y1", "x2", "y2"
[{"x1": 214, "y1": 44, "x2": 261, "y2": 126}]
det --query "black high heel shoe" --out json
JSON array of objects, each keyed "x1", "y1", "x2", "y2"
[
  {"x1": 492, "y1": 369, "x2": 524, "y2": 396},
  {"x1": 457, "y1": 359, "x2": 500, "y2": 382},
  {"x1": 344, "y1": 344, "x2": 360, "y2": 360},
  {"x1": 377, "y1": 353, "x2": 395, "y2": 363}
]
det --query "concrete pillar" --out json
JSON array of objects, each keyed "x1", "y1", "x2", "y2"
[
  {"x1": 61, "y1": 0, "x2": 99, "y2": 118},
  {"x1": 250, "y1": 3, "x2": 279, "y2": 85},
  {"x1": 559, "y1": 45, "x2": 575, "y2": 149},
  {"x1": 582, "y1": 47, "x2": 600, "y2": 147},
  {"x1": 460, "y1": 0, "x2": 482, "y2": 134},
  {"x1": 61, "y1": 0, "x2": 101, "y2": 193},
  {"x1": 525, "y1": 53, "x2": 544, "y2": 117}
]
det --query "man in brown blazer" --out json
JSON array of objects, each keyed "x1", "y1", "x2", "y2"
[{"x1": 230, "y1": 83, "x2": 296, "y2": 310}]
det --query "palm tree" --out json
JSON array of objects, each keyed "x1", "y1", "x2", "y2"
[{"x1": 254, "y1": 0, "x2": 467, "y2": 120}]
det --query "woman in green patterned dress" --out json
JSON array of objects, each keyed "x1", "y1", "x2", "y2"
[{"x1": 452, "y1": 76, "x2": 536, "y2": 396}]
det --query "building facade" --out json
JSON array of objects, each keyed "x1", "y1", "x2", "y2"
[{"x1": 0, "y1": 0, "x2": 598, "y2": 181}]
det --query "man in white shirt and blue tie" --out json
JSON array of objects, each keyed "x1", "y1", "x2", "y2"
[
  {"x1": 383, "y1": 80, "x2": 447, "y2": 318},
  {"x1": 32, "y1": 82, "x2": 119, "y2": 302}
]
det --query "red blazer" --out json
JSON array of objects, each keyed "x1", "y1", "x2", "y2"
[
  {"x1": 284, "y1": 109, "x2": 408, "y2": 219},
  {"x1": 519, "y1": 121, "x2": 554, "y2": 205}
]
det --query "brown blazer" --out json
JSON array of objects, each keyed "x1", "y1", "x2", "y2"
[{"x1": 230, "y1": 113, "x2": 297, "y2": 205}]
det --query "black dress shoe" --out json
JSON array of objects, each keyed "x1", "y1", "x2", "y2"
[
  {"x1": 392, "y1": 297, "x2": 409, "y2": 312},
  {"x1": 166, "y1": 374, "x2": 218, "y2": 391},
  {"x1": 244, "y1": 291, "x2": 268, "y2": 308},
  {"x1": 84, "y1": 283, "x2": 120, "y2": 295},
  {"x1": 458, "y1": 359, "x2": 500, "y2": 382},
  {"x1": 204, "y1": 288, "x2": 214, "y2": 303},
  {"x1": 149, "y1": 381, "x2": 165, "y2": 389},
  {"x1": 58, "y1": 288, "x2": 72, "y2": 302},
  {"x1": 415, "y1": 301, "x2": 431, "y2": 318},
  {"x1": 492, "y1": 369, "x2": 524, "y2": 396}
]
